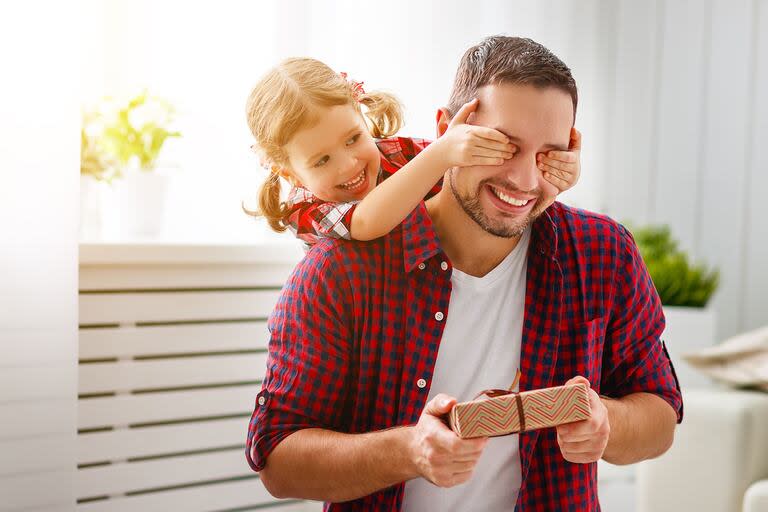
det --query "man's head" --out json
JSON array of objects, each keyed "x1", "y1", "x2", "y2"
[{"x1": 438, "y1": 36, "x2": 577, "y2": 238}]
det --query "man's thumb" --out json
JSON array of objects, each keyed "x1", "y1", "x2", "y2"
[
  {"x1": 424, "y1": 394, "x2": 456, "y2": 416},
  {"x1": 565, "y1": 375, "x2": 590, "y2": 389}
]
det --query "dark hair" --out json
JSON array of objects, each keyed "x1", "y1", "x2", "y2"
[{"x1": 448, "y1": 36, "x2": 577, "y2": 119}]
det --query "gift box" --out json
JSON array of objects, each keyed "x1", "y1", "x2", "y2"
[{"x1": 448, "y1": 383, "x2": 591, "y2": 438}]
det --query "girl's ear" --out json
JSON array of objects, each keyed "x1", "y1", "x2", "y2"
[{"x1": 275, "y1": 166, "x2": 298, "y2": 186}]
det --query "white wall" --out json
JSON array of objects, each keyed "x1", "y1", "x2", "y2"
[
  {"x1": 81, "y1": 0, "x2": 766, "y2": 337},
  {"x1": 604, "y1": 0, "x2": 768, "y2": 339},
  {"x1": 81, "y1": 0, "x2": 612, "y2": 242},
  {"x1": 0, "y1": 2, "x2": 80, "y2": 510}
]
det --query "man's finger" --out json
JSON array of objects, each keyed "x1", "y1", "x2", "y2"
[
  {"x1": 450, "y1": 469, "x2": 476, "y2": 486},
  {"x1": 565, "y1": 375, "x2": 591, "y2": 388},
  {"x1": 424, "y1": 394, "x2": 456, "y2": 416},
  {"x1": 558, "y1": 418, "x2": 596, "y2": 438},
  {"x1": 455, "y1": 436, "x2": 489, "y2": 455},
  {"x1": 558, "y1": 431, "x2": 595, "y2": 444},
  {"x1": 448, "y1": 98, "x2": 479, "y2": 128}
]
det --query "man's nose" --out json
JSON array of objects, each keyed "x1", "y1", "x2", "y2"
[{"x1": 502, "y1": 152, "x2": 540, "y2": 192}]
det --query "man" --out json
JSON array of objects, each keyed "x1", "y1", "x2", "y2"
[{"x1": 246, "y1": 36, "x2": 682, "y2": 511}]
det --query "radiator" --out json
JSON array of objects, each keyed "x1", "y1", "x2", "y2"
[{"x1": 77, "y1": 243, "x2": 318, "y2": 512}]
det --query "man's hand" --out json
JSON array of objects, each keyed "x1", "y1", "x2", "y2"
[
  {"x1": 555, "y1": 376, "x2": 610, "y2": 464},
  {"x1": 408, "y1": 393, "x2": 489, "y2": 487}
]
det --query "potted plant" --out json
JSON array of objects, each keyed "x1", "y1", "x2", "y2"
[
  {"x1": 80, "y1": 109, "x2": 120, "y2": 239},
  {"x1": 81, "y1": 91, "x2": 181, "y2": 238},
  {"x1": 630, "y1": 224, "x2": 720, "y2": 389}
]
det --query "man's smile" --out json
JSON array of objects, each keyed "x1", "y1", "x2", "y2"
[{"x1": 484, "y1": 183, "x2": 538, "y2": 215}]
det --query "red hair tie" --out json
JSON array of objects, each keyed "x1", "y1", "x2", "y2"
[{"x1": 339, "y1": 71, "x2": 366, "y2": 101}]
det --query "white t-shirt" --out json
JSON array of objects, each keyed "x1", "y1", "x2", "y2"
[{"x1": 402, "y1": 227, "x2": 531, "y2": 512}]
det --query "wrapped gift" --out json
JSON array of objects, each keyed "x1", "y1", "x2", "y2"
[{"x1": 448, "y1": 382, "x2": 591, "y2": 439}]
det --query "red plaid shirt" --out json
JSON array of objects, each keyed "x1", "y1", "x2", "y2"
[
  {"x1": 247, "y1": 139, "x2": 683, "y2": 511},
  {"x1": 283, "y1": 137, "x2": 435, "y2": 247}
]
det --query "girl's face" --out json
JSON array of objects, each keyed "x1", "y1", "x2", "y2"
[{"x1": 282, "y1": 104, "x2": 381, "y2": 202}]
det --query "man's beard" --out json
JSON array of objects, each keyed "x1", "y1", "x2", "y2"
[{"x1": 448, "y1": 168, "x2": 545, "y2": 239}]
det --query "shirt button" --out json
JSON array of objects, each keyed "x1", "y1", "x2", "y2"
[
  {"x1": 417, "y1": 378, "x2": 427, "y2": 389},
  {"x1": 418, "y1": 262, "x2": 426, "y2": 270},
  {"x1": 435, "y1": 311, "x2": 444, "y2": 321},
  {"x1": 440, "y1": 261, "x2": 448, "y2": 271},
  {"x1": 257, "y1": 396, "x2": 266, "y2": 406}
]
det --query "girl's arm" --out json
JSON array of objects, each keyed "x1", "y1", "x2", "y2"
[{"x1": 350, "y1": 99, "x2": 513, "y2": 241}]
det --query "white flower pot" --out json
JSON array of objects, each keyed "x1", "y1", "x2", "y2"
[
  {"x1": 118, "y1": 169, "x2": 170, "y2": 238},
  {"x1": 662, "y1": 306, "x2": 717, "y2": 389}
]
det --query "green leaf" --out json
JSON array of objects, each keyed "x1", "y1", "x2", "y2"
[{"x1": 625, "y1": 223, "x2": 719, "y2": 307}]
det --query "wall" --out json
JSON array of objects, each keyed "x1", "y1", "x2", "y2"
[
  {"x1": 604, "y1": 0, "x2": 768, "y2": 338},
  {"x1": 0, "y1": 2, "x2": 80, "y2": 510}
]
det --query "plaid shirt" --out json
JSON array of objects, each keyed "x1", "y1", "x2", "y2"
[
  {"x1": 283, "y1": 137, "x2": 435, "y2": 247},
  {"x1": 247, "y1": 147, "x2": 683, "y2": 511}
]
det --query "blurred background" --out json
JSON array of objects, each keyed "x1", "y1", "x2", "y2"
[{"x1": 2, "y1": 0, "x2": 766, "y2": 511}]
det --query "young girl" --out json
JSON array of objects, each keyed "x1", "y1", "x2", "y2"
[{"x1": 245, "y1": 57, "x2": 581, "y2": 247}]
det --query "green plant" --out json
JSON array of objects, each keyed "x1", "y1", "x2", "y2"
[
  {"x1": 99, "y1": 90, "x2": 181, "y2": 172},
  {"x1": 628, "y1": 224, "x2": 719, "y2": 307}
]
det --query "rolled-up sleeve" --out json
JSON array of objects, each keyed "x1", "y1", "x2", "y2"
[
  {"x1": 600, "y1": 225, "x2": 684, "y2": 423},
  {"x1": 246, "y1": 245, "x2": 354, "y2": 471}
]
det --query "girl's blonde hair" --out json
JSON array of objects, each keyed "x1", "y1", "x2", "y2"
[{"x1": 245, "y1": 57, "x2": 404, "y2": 232}]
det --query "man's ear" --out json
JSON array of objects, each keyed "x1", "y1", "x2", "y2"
[{"x1": 435, "y1": 107, "x2": 452, "y2": 139}]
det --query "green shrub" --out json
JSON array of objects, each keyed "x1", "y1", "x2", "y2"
[{"x1": 627, "y1": 224, "x2": 719, "y2": 307}]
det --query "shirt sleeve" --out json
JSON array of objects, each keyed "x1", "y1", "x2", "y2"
[
  {"x1": 245, "y1": 247, "x2": 354, "y2": 472},
  {"x1": 285, "y1": 198, "x2": 359, "y2": 246},
  {"x1": 600, "y1": 224, "x2": 684, "y2": 423}
]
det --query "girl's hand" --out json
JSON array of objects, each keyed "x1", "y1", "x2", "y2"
[
  {"x1": 538, "y1": 128, "x2": 582, "y2": 193},
  {"x1": 439, "y1": 98, "x2": 516, "y2": 168}
]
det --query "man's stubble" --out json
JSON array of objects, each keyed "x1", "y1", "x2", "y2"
[{"x1": 447, "y1": 167, "x2": 548, "y2": 239}]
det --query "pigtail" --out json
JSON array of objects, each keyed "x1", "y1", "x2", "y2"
[
  {"x1": 244, "y1": 171, "x2": 290, "y2": 233},
  {"x1": 358, "y1": 91, "x2": 404, "y2": 139}
]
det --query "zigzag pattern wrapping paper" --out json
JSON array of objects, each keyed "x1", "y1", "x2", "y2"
[{"x1": 448, "y1": 383, "x2": 591, "y2": 438}]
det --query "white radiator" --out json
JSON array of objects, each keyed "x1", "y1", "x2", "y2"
[{"x1": 77, "y1": 243, "x2": 318, "y2": 512}]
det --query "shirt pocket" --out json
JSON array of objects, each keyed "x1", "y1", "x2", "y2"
[{"x1": 557, "y1": 316, "x2": 607, "y2": 390}]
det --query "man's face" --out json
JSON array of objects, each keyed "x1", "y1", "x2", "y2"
[{"x1": 445, "y1": 84, "x2": 574, "y2": 238}]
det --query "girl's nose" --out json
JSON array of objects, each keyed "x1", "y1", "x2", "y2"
[{"x1": 340, "y1": 153, "x2": 358, "y2": 175}]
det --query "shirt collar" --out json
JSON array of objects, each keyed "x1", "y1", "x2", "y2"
[
  {"x1": 401, "y1": 201, "x2": 561, "y2": 272},
  {"x1": 531, "y1": 202, "x2": 560, "y2": 258}
]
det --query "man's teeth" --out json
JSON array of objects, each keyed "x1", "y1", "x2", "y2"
[
  {"x1": 340, "y1": 170, "x2": 365, "y2": 189},
  {"x1": 492, "y1": 187, "x2": 530, "y2": 206}
]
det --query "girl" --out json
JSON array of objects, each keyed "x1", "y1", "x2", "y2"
[{"x1": 245, "y1": 57, "x2": 581, "y2": 247}]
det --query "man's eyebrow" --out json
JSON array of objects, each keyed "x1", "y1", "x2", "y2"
[
  {"x1": 305, "y1": 127, "x2": 360, "y2": 165},
  {"x1": 495, "y1": 129, "x2": 569, "y2": 152}
]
